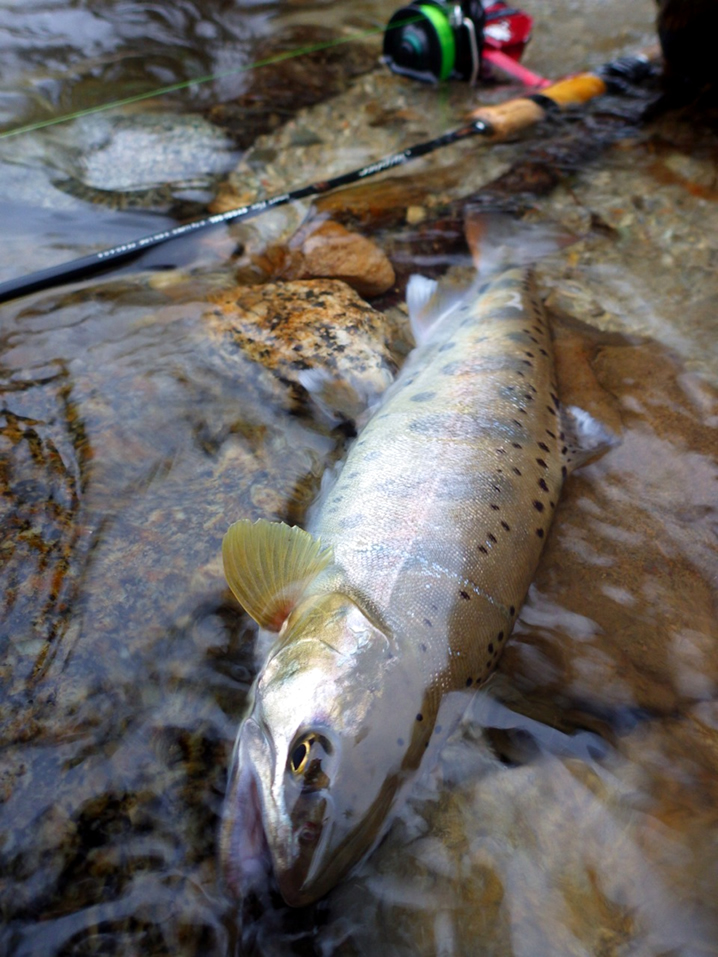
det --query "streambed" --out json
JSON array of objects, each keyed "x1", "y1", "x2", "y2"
[{"x1": 1, "y1": 2, "x2": 718, "y2": 956}]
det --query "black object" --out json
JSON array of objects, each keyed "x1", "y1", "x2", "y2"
[
  {"x1": 0, "y1": 51, "x2": 656, "y2": 307},
  {"x1": 0, "y1": 120, "x2": 491, "y2": 305},
  {"x1": 383, "y1": 1, "x2": 486, "y2": 83}
]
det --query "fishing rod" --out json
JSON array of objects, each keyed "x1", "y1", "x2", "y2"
[{"x1": 0, "y1": 51, "x2": 655, "y2": 306}]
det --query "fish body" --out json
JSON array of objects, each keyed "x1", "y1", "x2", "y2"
[
  {"x1": 220, "y1": 260, "x2": 567, "y2": 907},
  {"x1": 312, "y1": 265, "x2": 563, "y2": 695}
]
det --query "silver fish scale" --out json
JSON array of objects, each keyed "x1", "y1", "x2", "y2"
[{"x1": 313, "y1": 267, "x2": 564, "y2": 709}]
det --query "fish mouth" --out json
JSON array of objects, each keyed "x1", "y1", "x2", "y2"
[
  {"x1": 219, "y1": 722, "x2": 272, "y2": 901},
  {"x1": 274, "y1": 809, "x2": 333, "y2": 907}
]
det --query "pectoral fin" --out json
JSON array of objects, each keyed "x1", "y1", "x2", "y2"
[{"x1": 222, "y1": 519, "x2": 333, "y2": 630}]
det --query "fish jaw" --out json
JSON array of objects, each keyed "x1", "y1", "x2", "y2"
[{"x1": 219, "y1": 717, "x2": 275, "y2": 902}]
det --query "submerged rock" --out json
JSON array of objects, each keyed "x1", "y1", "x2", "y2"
[
  {"x1": 203, "y1": 278, "x2": 399, "y2": 421},
  {"x1": 501, "y1": 322, "x2": 718, "y2": 719},
  {"x1": 207, "y1": 24, "x2": 378, "y2": 150},
  {"x1": 0, "y1": 108, "x2": 238, "y2": 216}
]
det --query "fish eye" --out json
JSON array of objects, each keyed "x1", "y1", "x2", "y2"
[
  {"x1": 287, "y1": 732, "x2": 332, "y2": 776},
  {"x1": 290, "y1": 737, "x2": 312, "y2": 775}
]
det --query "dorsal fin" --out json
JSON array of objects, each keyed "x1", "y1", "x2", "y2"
[{"x1": 222, "y1": 519, "x2": 333, "y2": 630}]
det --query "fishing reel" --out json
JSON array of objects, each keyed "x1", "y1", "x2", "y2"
[{"x1": 382, "y1": 0, "x2": 540, "y2": 85}]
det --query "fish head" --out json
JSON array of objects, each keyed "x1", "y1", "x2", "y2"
[{"x1": 220, "y1": 592, "x2": 426, "y2": 907}]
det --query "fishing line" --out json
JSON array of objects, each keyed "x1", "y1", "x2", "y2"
[
  {"x1": 0, "y1": 18, "x2": 424, "y2": 141},
  {"x1": 0, "y1": 51, "x2": 656, "y2": 305}
]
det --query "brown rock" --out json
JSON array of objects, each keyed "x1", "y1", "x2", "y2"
[{"x1": 255, "y1": 220, "x2": 396, "y2": 298}]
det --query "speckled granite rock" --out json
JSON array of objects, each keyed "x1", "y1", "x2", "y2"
[{"x1": 203, "y1": 278, "x2": 399, "y2": 421}]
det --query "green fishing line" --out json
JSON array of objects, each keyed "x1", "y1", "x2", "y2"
[{"x1": 0, "y1": 16, "x2": 423, "y2": 141}]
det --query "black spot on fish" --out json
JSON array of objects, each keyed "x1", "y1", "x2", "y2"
[
  {"x1": 498, "y1": 630, "x2": 505, "y2": 641},
  {"x1": 540, "y1": 348, "x2": 548, "y2": 356},
  {"x1": 488, "y1": 643, "x2": 494, "y2": 654},
  {"x1": 551, "y1": 392, "x2": 560, "y2": 408},
  {"x1": 538, "y1": 442, "x2": 550, "y2": 452},
  {"x1": 423, "y1": 618, "x2": 432, "y2": 627},
  {"x1": 435, "y1": 725, "x2": 442, "y2": 734},
  {"x1": 562, "y1": 465, "x2": 568, "y2": 478},
  {"x1": 546, "y1": 430, "x2": 555, "y2": 439},
  {"x1": 512, "y1": 467, "x2": 522, "y2": 476},
  {"x1": 533, "y1": 500, "x2": 545, "y2": 512},
  {"x1": 509, "y1": 604, "x2": 516, "y2": 615},
  {"x1": 460, "y1": 590, "x2": 470, "y2": 600},
  {"x1": 536, "y1": 528, "x2": 545, "y2": 538},
  {"x1": 525, "y1": 352, "x2": 534, "y2": 358},
  {"x1": 466, "y1": 677, "x2": 473, "y2": 687},
  {"x1": 411, "y1": 391, "x2": 436, "y2": 403},
  {"x1": 441, "y1": 361, "x2": 462, "y2": 375},
  {"x1": 517, "y1": 371, "x2": 525, "y2": 378},
  {"x1": 562, "y1": 446, "x2": 568, "y2": 455},
  {"x1": 490, "y1": 504, "x2": 500, "y2": 511},
  {"x1": 420, "y1": 643, "x2": 427, "y2": 652},
  {"x1": 397, "y1": 738, "x2": 404, "y2": 747},
  {"x1": 524, "y1": 393, "x2": 534, "y2": 402},
  {"x1": 479, "y1": 545, "x2": 488, "y2": 554},
  {"x1": 519, "y1": 407, "x2": 527, "y2": 415},
  {"x1": 536, "y1": 458, "x2": 548, "y2": 468},
  {"x1": 550, "y1": 500, "x2": 555, "y2": 508},
  {"x1": 538, "y1": 478, "x2": 549, "y2": 492},
  {"x1": 486, "y1": 659, "x2": 492, "y2": 669},
  {"x1": 496, "y1": 448, "x2": 506, "y2": 455},
  {"x1": 488, "y1": 533, "x2": 497, "y2": 544},
  {"x1": 512, "y1": 442, "x2": 522, "y2": 450},
  {"x1": 501, "y1": 520, "x2": 510, "y2": 531},
  {"x1": 416, "y1": 713, "x2": 424, "y2": 722}
]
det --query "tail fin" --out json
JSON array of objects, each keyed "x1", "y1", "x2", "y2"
[
  {"x1": 464, "y1": 209, "x2": 576, "y2": 279},
  {"x1": 406, "y1": 211, "x2": 576, "y2": 347}
]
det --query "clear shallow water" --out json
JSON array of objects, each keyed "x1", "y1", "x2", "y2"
[{"x1": 2, "y1": 1, "x2": 718, "y2": 955}]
